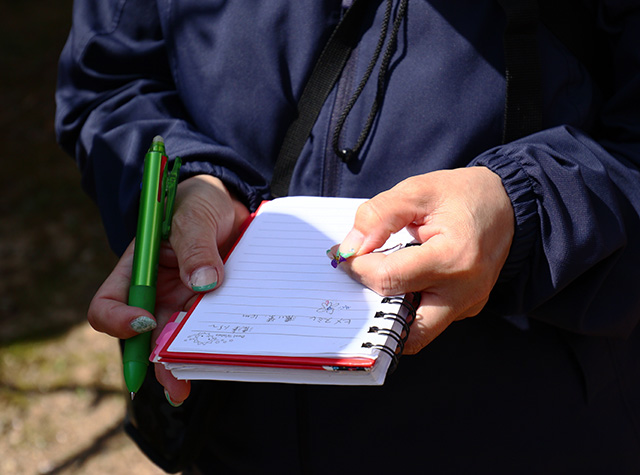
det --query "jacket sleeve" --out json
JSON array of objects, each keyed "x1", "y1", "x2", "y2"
[
  {"x1": 55, "y1": 0, "x2": 270, "y2": 255},
  {"x1": 470, "y1": 1, "x2": 640, "y2": 339}
]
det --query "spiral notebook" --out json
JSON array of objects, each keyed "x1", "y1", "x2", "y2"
[{"x1": 153, "y1": 196, "x2": 418, "y2": 385}]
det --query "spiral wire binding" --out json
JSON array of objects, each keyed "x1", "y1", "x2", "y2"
[
  {"x1": 368, "y1": 326, "x2": 405, "y2": 353},
  {"x1": 361, "y1": 342, "x2": 400, "y2": 372},
  {"x1": 381, "y1": 296, "x2": 417, "y2": 325},
  {"x1": 360, "y1": 295, "x2": 418, "y2": 375},
  {"x1": 374, "y1": 311, "x2": 411, "y2": 340}
]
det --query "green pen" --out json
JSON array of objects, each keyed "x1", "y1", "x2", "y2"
[{"x1": 124, "y1": 136, "x2": 181, "y2": 399}]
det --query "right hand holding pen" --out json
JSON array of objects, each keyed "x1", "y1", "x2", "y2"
[{"x1": 87, "y1": 175, "x2": 250, "y2": 405}]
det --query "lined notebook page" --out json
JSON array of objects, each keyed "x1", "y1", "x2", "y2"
[{"x1": 165, "y1": 196, "x2": 411, "y2": 360}]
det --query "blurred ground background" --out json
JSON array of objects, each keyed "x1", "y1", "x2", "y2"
[{"x1": 0, "y1": 1, "x2": 165, "y2": 473}]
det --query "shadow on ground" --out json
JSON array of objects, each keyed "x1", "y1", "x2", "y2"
[{"x1": 0, "y1": 1, "x2": 162, "y2": 473}]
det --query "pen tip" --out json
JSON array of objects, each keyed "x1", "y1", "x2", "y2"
[
  {"x1": 130, "y1": 392, "x2": 136, "y2": 401},
  {"x1": 152, "y1": 135, "x2": 164, "y2": 143}
]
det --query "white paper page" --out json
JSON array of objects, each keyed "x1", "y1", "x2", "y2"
[{"x1": 165, "y1": 196, "x2": 413, "y2": 360}]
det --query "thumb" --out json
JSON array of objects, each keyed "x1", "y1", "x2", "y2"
[
  {"x1": 338, "y1": 178, "x2": 426, "y2": 257},
  {"x1": 169, "y1": 175, "x2": 236, "y2": 292}
]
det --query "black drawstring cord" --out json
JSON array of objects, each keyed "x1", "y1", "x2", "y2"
[{"x1": 332, "y1": 0, "x2": 408, "y2": 163}]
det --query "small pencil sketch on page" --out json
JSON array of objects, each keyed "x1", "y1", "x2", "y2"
[{"x1": 316, "y1": 300, "x2": 350, "y2": 314}]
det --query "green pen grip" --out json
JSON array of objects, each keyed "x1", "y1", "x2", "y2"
[{"x1": 124, "y1": 285, "x2": 157, "y2": 394}]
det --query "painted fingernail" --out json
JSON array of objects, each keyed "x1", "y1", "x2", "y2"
[
  {"x1": 190, "y1": 266, "x2": 218, "y2": 292},
  {"x1": 130, "y1": 316, "x2": 157, "y2": 334},
  {"x1": 338, "y1": 229, "x2": 364, "y2": 258},
  {"x1": 338, "y1": 248, "x2": 357, "y2": 259},
  {"x1": 332, "y1": 251, "x2": 349, "y2": 268},
  {"x1": 164, "y1": 389, "x2": 183, "y2": 407},
  {"x1": 327, "y1": 246, "x2": 356, "y2": 268}
]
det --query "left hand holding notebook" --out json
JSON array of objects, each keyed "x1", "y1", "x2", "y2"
[
  {"x1": 331, "y1": 167, "x2": 515, "y2": 355},
  {"x1": 87, "y1": 174, "x2": 249, "y2": 405}
]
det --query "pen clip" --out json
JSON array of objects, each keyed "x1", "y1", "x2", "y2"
[{"x1": 162, "y1": 156, "x2": 182, "y2": 240}]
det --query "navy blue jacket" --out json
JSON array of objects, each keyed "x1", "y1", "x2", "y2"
[
  {"x1": 56, "y1": 0, "x2": 640, "y2": 338},
  {"x1": 56, "y1": 1, "x2": 640, "y2": 472}
]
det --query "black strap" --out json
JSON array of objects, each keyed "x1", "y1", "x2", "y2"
[
  {"x1": 271, "y1": 0, "x2": 377, "y2": 197},
  {"x1": 496, "y1": 0, "x2": 544, "y2": 143},
  {"x1": 272, "y1": 0, "x2": 600, "y2": 192}
]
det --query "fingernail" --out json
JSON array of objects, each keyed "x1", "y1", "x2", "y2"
[
  {"x1": 164, "y1": 389, "x2": 183, "y2": 407},
  {"x1": 326, "y1": 246, "x2": 340, "y2": 259},
  {"x1": 130, "y1": 316, "x2": 157, "y2": 333},
  {"x1": 190, "y1": 266, "x2": 218, "y2": 292},
  {"x1": 338, "y1": 229, "x2": 365, "y2": 258},
  {"x1": 327, "y1": 247, "x2": 349, "y2": 268}
]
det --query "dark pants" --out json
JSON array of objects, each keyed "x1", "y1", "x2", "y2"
[{"x1": 127, "y1": 314, "x2": 640, "y2": 474}]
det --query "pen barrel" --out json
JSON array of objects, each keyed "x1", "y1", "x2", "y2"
[{"x1": 131, "y1": 148, "x2": 166, "y2": 288}]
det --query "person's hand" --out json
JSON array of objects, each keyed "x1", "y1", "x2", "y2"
[
  {"x1": 331, "y1": 167, "x2": 514, "y2": 354},
  {"x1": 87, "y1": 175, "x2": 250, "y2": 405}
]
